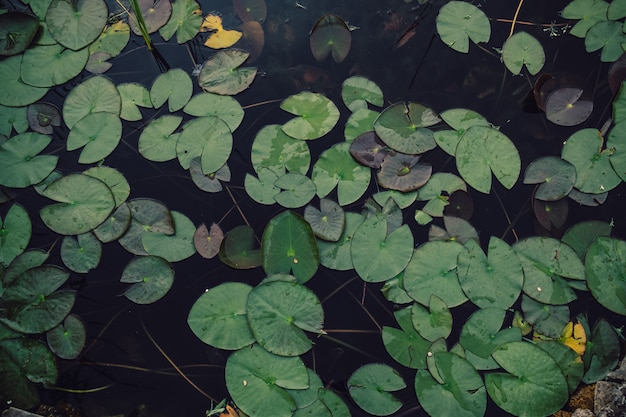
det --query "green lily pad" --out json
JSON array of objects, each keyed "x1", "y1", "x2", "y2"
[
  {"x1": 184, "y1": 92, "x2": 244, "y2": 131},
  {"x1": 46, "y1": 314, "x2": 85, "y2": 360},
  {"x1": 434, "y1": 108, "x2": 490, "y2": 156},
  {"x1": 142, "y1": 211, "x2": 196, "y2": 262},
  {"x1": 374, "y1": 102, "x2": 439, "y2": 154},
  {"x1": 0, "y1": 204, "x2": 31, "y2": 267},
  {"x1": 415, "y1": 352, "x2": 486, "y2": 417},
  {"x1": 502, "y1": 31, "x2": 545, "y2": 75},
  {"x1": 536, "y1": 340, "x2": 584, "y2": 394},
  {"x1": 382, "y1": 305, "x2": 431, "y2": 369},
  {"x1": 351, "y1": 214, "x2": 413, "y2": 283},
  {"x1": 128, "y1": 0, "x2": 172, "y2": 35},
  {"x1": 151, "y1": 68, "x2": 193, "y2": 112},
  {"x1": 521, "y1": 295, "x2": 569, "y2": 338},
  {"x1": 189, "y1": 158, "x2": 230, "y2": 192},
  {"x1": 309, "y1": 14, "x2": 351, "y2": 63},
  {"x1": 193, "y1": 222, "x2": 223, "y2": 259},
  {"x1": 45, "y1": 0, "x2": 107, "y2": 50},
  {"x1": 0, "y1": 105, "x2": 28, "y2": 137},
  {"x1": 545, "y1": 88, "x2": 593, "y2": 127},
  {"x1": 304, "y1": 198, "x2": 344, "y2": 242},
  {"x1": 348, "y1": 363, "x2": 405, "y2": 416},
  {"x1": 60, "y1": 232, "x2": 101, "y2": 273},
  {"x1": 245, "y1": 168, "x2": 280, "y2": 205},
  {"x1": 411, "y1": 295, "x2": 453, "y2": 342},
  {"x1": 377, "y1": 152, "x2": 432, "y2": 192},
  {"x1": 121, "y1": 255, "x2": 174, "y2": 304},
  {"x1": 2, "y1": 249, "x2": 49, "y2": 287},
  {"x1": 344, "y1": 109, "x2": 379, "y2": 142},
  {"x1": 582, "y1": 318, "x2": 620, "y2": 383},
  {"x1": 312, "y1": 142, "x2": 370, "y2": 206},
  {"x1": 349, "y1": 131, "x2": 388, "y2": 168},
  {"x1": 585, "y1": 20, "x2": 625, "y2": 62},
  {"x1": 247, "y1": 281, "x2": 324, "y2": 356},
  {"x1": 380, "y1": 272, "x2": 413, "y2": 305},
  {"x1": 281, "y1": 92, "x2": 340, "y2": 140},
  {"x1": 177, "y1": 116, "x2": 232, "y2": 174},
  {"x1": 198, "y1": 49, "x2": 257, "y2": 95},
  {"x1": 273, "y1": 173, "x2": 316, "y2": 208},
  {"x1": 159, "y1": 0, "x2": 201, "y2": 43},
  {"x1": 187, "y1": 282, "x2": 255, "y2": 350},
  {"x1": 27, "y1": 102, "x2": 61, "y2": 135},
  {"x1": 118, "y1": 198, "x2": 174, "y2": 255},
  {"x1": 561, "y1": 220, "x2": 612, "y2": 260},
  {"x1": 436, "y1": 1, "x2": 490, "y2": 53},
  {"x1": 415, "y1": 172, "x2": 466, "y2": 221},
  {"x1": 523, "y1": 156, "x2": 576, "y2": 200},
  {"x1": 21, "y1": 44, "x2": 88, "y2": 87},
  {"x1": 66, "y1": 112, "x2": 122, "y2": 164},
  {"x1": 456, "y1": 125, "x2": 520, "y2": 194},
  {"x1": 607, "y1": 119, "x2": 626, "y2": 182},
  {"x1": 286, "y1": 368, "x2": 324, "y2": 409},
  {"x1": 219, "y1": 225, "x2": 261, "y2": 269},
  {"x1": 83, "y1": 165, "x2": 130, "y2": 208},
  {"x1": 261, "y1": 211, "x2": 319, "y2": 283},
  {"x1": 251, "y1": 124, "x2": 310, "y2": 176},
  {"x1": 341, "y1": 76, "x2": 384, "y2": 112},
  {"x1": 118, "y1": 82, "x2": 152, "y2": 121},
  {"x1": 0, "y1": 12, "x2": 40, "y2": 56},
  {"x1": 561, "y1": 0, "x2": 609, "y2": 38},
  {"x1": 0, "y1": 55, "x2": 49, "y2": 106},
  {"x1": 585, "y1": 236, "x2": 626, "y2": 315},
  {"x1": 225, "y1": 344, "x2": 308, "y2": 417},
  {"x1": 89, "y1": 21, "x2": 130, "y2": 57},
  {"x1": 63, "y1": 75, "x2": 121, "y2": 129},
  {"x1": 39, "y1": 173, "x2": 116, "y2": 235},
  {"x1": 485, "y1": 341, "x2": 569, "y2": 417},
  {"x1": 317, "y1": 211, "x2": 364, "y2": 271},
  {"x1": 92, "y1": 202, "x2": 131, "y2": 243},
  {"x1": 138, "y1": 115, "x2": 182, "y2": 162}
]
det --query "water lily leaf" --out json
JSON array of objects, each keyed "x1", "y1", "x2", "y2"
[
  {"x1": 310, "y1": 14, "x2": 351, "y2": 63},
  {"x1": 141, "y1": 211, "x2": 195, "y2": 262},
  {"x1": 304, "y1": 198, "x2": 344, "y2": 242},
  {"x1": 261, "y1": 211, "x2": 319, "y2": 283},
  {"x1": 348, "y1": 363, "x2": 405, "y2": 416},
  {"x1": 341, "y1": 76, "x2": 384, "y2": 112},
  {"x1": 486, "y1": 341, "x2": 569, "y2": 417},
  {"x1": 245, "y1": 168, "x2": 280, "y2": 205},
  {"x1": 251, "y1": 125, "x2": 310, "y2": 176},
  {"x1": 0, "y1": 12, "x2": 39, "y2": 56},
  {"x1": 410, "y1": 295, "x2": 452, "y2": 342},
  {"x1": 61, "y1": 232, "x2": 101, "y2": 273},
  {"x1": 83, "y1": 165, "x2": 130, "y2": 208},
  {"x1": 151, "y1": 68, "x2": 193, "y2": 112},
  {"x1": 558, "y1": 321, "x2": 587, "y2": 356},
  {"x1": 121, "y1": 255, "x2": 174, "y2": 304},
  {"x1": 378, "y1": 152, "x2": 432, "y2": 192},
  {"x1": 0, "y1": 55, "x2": 49, "y2": 106},
  {"x1": 382, "y1": 305, "x2": 431, "y2": 369},
  {"x1": 184, "y1": 92, "x2": 244, "y2": 131},
  {"x1": 415, "y1": 352, "x2": 486, "y2": 417},
  {"x1": 21, "y1": 44, "x2": 88, "y2": 87},
  {"x1": 522, "y1": 295, "x2": 569, "y2": 338},
  {"x1": 247, "y1": 281, "x2": 324, "y2": 356},
  {"x1": 562, "y1": 128, "x2": 621, "y2": 194},
  {"x1": 585, "y1": 236, "x2": 626, "y2": 315},
  {"x1": 380, "y1": 272, "x2": 413, "y2": 305},
  {"x1": 344, "y1": 109, "x2": 379, "y2": 142},
  {"x1": 118, "y1": 198, "x2": 174, "y2": 253},
  {"x1": 536, "y1": 340, "x2": 584, "y2": 394},
  {"x1": 63, "y1": 75, "x2": 121, "y2": 129},
  {"x1": 27, "y1": 102, "x2": 61, "y2": 135},
  {"x1": 317, "y1": 211, "x2": 364, "y2": 271},
  {"x1": 349, "y1": 131, "x2": 388, "y2": 169},
  {"x1": 607, "y1": 119, "x2": 626, "y2": 182},
  {"x1": 286, "y1": 368, "x2": 324, "y2": 409},
  {"x1": 582, "y1": 318, "x2": 620, "y2": 383},
  {"x1": 273, "y1": 173, "x2": 316, "y2": 208},
  {"x1": 89, "y1": 21, "x2": 130, "y2": 57},
  {"x1": 128, "y1": 0, "x2": 172, "y2": 35},
  {"x1": 428, "y1": 215, "x2": 478, "y2": 245},
  {"x1": 561, "y1": 220, "x2": 612, "y2": 260},
  {"x1": 436, "y1": 1, "x2": 490, "y2": 53},
  {"x1": 177, "y1": 116, "x2": 232, "y2": 174},
  {"x1": 118, "y1": 83, "x2": 152, "y2": 121},
  {"x1": 1, "y1": 265, "x2": 74, "y2": 333},
  {"x1": 39, "y1": 173, "x2": 115, "y2": 235},
  {"x1": 46, "y1": 314, "x2": 85, "y2": 360},
  {"x1": 66, "y1": 112, "x2": 122, "y2": 164},
  {"x1": 187, "y1": 282, "x2": 255, "y2": 350},
  {"x1": 434, "y1": 108, "x2": 490, "y2": 156},
  {"x1": 313, "y1": 142, "x2": 370, "y2": 206},
  {"x1": 404, "y1": 240, "x2": 467, "y2": 307},
  {"x1": 159, "y1": 0, "x2": 201, "y2": 43},
  {"x1": 225, "y1": 344, "x2": 307, "y2": 417},
  {"x1": 46, "y1": 0, "x2": 107, "y2": 50},
  {"x1": 281, "y1": 92, "x2": 340, "y2": 140},
  {"x1": 0, "y1": 105, "x2": 28, "y2": 137},
  {"x1": 233, "y1": 0, "x2": 267, "y2": 22},
  {"x1": 190, "y1": 158, "x2": 230, "y2": 192},
  {"x1": 457, "y1": 237, "x2": 523, "y2": 309},
  {"x1": 502, "y1": 31, "x2": 545, "y2": 75},
  {"x1": 93, "y1": 202, "x2": 131, "y2": 243},
  {"x1": 85, "y1": 51, "x2": 113, "y2": 74},
  {"x1": 198, "y1": 49, "x2": 257, "y2": 95},
  {"x1": 456, "y1": 125, "x2": 520, "y2": 194},
  {"x1": 351, "y1": 214, "x2": 413, "y2": 283},
  {"x1": 193, "y1": 222, "x2": 223, "y2": 259},
  {"x1": 524, "y1": 156, "x2": 576, "y2": 201},
  {"x1": 374, "y1": 102, "x2": 439, "y2": 154},
  {"x1": 585, "y1": 20, "x2": 625, "y2": 62},
  {"x1": 219, "y1": 225, "x2": 261, "y2": 269},
  {"x1": 608, "y1": 0, "x2": 626, "y2": 19},
  {"x1": 533, "y1": 196, "x2": 568, "y2": 232},
  {"x1": 415, "y1": 173, "x2": 467, "y2": 222},
  {"x1": 138, "y1": 115, "x2": 182, "y2": 162},
  {"x1": 545, "y1": 88, "x2": 593, "y2": 126},
  {"x1": 202, "y1": 14, "x2": 242, "y2": 49},
  {"x1": 561, "y1": 0, "x2": 609, "y2": 38},
  {"x1": 1, "y1": 249, "x2": 49, "y2": 288},
  {"x1": 0, "y1": 204, "x2": 31, "y2": 267}
]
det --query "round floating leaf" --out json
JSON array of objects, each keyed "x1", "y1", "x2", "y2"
[
  {"x1": 522, "y1": 295, "x2": 569, "y2": 338},
  {"x1": 533, "y1": 196, "x2": 568, "y2": 232},
  {"x1": 194, "y1": 222, "x2": 223, "y2": 259},
  {"x1": 486, "y1": 342, "x2": 569, "y2": 417},
  {"x1": 2, "y1": 249, "x2": 49, "y2": 287},
  {"x1": 151, "y1": 68, "x2": 193, "y2": 112},
  {"x1": 184, "y1": 92, "x2": 244, "y2": 131},
  {"x1": 225, "y1": 344, "x2": 307, "y2": 417},
  {"x1": 27, "y1": 102, "x2": 61, "y2": 135},
  {"x1": 313, "y1": 142, "x2": 370, "y2": 206},
  {"x1": 545, "y1": 88, "x2": 593, "y2": 127},
  {"x1": 159, "y1": 0, "x2": 201, "y2": 44},
  {"x1": 374, "y1": 102, "x2": 439, "y2": 154},
  {"x1": 349, "y1": 131, "x2": 388, "y2": 168},
  {"x1": 21, "y1": 44, "x2": 88, "y2": 87},
  {"x1": 0, "y1": 12, "x2": 39, "y2": 56},
  {"x1": 410, "y1": 295, "x2": 452, "y2": 342},
  {"x1": 0, "y1": 55, "x2": 49, "y2": 106},
  {"x1": 344, "y1": 108, "x2": 379, "y2": 142},
  {"x1": 0, "y1": 204, "x2": 31, "y2": 267},
  {"x1": 39, "y1": 173, "x2": 115, "y2": 235},
  {"x1": 261, "y1": 211, "x2": 319, "y2": 283},
  {"x1": 351, "y1": 214, "x2": 413, "y2": 283},
  {"x1": 561, "y1": 0, "x2": 608, "y2": 38},
  {"x1": 582, "y1": 318, "x2": 620, "y2": 383},
  {"x1": 273, "y1": 173, "x2": 316, "y2": 208},
  {"x1": 188, "y1": 282, "x2": 255, "y2": 350},
  {"x1": 281, "y1": 92, "x2": 340, "y2": 140},
  {"x1": 382, "y1": 306, "x2": 431, "y2": 369},
  {"x1": 304, "y1": 198, "x2": 344, "y2": 242},
  {"x1": 117, "y1": 198, "x2": 175, "y2": 255},
  {"x1": 63, "y1": 75, "x2": 121, "y2": 129},
  {"x1": 309, "y1": 14, "x2": 351, "y2": 63},
  {"x1": 198, "y1": 49, "x2": 257, "y2": 95},
  {"x1": 251, "y1": 124, "x2": 310, "y2": 176},
  {"x1": 0, "y1": 105, "x2": 28, "y2": 137},
  {"x1": 318, "y1": 211, "x2": 364, "y2": 271},
  {"x1": 341, "y1": 76, "x2": 384, "y2": 112},
  {"x1": 585, "y1": 20, "x2": 625, "y2": 62},
  {"x1": 93, "y1": 202, "x2": 131, "y2": 243},
  {"x1": 415, "y1": 352, "x2": 486, "y2": 417},
  {"x1": 142, "y1": 211, "x2": 196, "y2": 262},
  {"x1": 219, "y1": 225, "x2": 261, "y2": 269},
  {"x1": 233, "y1": 0, "x2": 267, "y2": 22},
  {"x1": 89, "y1": 21, "x2": 130, "y2": 57},
  {"x1": 247, "y1": 281, "x2": 324, "y2": 356},
  {"x1": 245, "y1": 169, "x2": 280, "y2": 205},
  {"x1": 377, "y1": 152, "x2": 432, "y2": 192},
  {"x1": 561, "y1": 220, "x2": 612, "y2": 260},
  {"x1": 61, "y1": 232, "x2": 101, "y2": 273},
  {"x1": 46, "y1": 0, "x2": 107, "y2": 50},
  {"x1": 537, "y1": 340, "x2": 584, "y2": 393},
  {"x1": 121, "y1": 255, "x2": 174, "y2": 304},
  {"x1": 585, "y1": 236, "x2": 626, "y2": 315},
  {"x1": 66, "y1": 112, "x2": 122, "y2": 164},
  {"x1": 502, "y1": 31, "x2": 545, "y2": 75},
  {"x1": 118, "y1": 82, "x2": 152, "y2": 121},
  {"x1": 190, "y1": 158, "x2": 230, "y2": 192},
  {"x1": 85, "y1": 51, "x2": 113, "y2": 74},
  {"x1": 177, "y1": 116, "x2": 233, "y2": 174},
  {"x1": 128, "y1": 0, "x2": 172, "y2": 34},
  {"x1": 46, "y1": 314, "x2": 85, "y2": 360},
  {"x1": 607, "y1": 119, "x2": 626, "y2": 182},
  {"x1": 436, "y1": 1, "x2": 490, "y2": 53},
  {"x1": 348, "y1": 363, "x2": 405, "y2": 416},
  {"x1": 83, "y1": 166, "x2": 130, "y2": 208},
  {"x1": 455, "y1": 125, "x2": 520, "y2": 194},
  {"x1": 523, "y1": 156, "x2": 576, "y2": 201},
  {"x1": 138, "y1": 115, "x2": 182, "y2": 162}
]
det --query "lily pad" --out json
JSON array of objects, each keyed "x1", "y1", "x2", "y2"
[
  {"x1": 189, "y1": 159, "x2": 230, "y2": 192},
  {"x1": 89, "y1": 21, "x2": 130, "y2": 57},
  {"x1": 582, "y1": 318, "x2": 620, "y2": 383},
  {"x1": 83, "y1": 165, "x2": 130, "y2": 208},
  {"x1": 584, "y1": 20, "x2": 626, "y2": 62},
  {"x1": 177, "y1": 116, "x2": 232, "y2": 174},
  {"x1": 237, "y1": 20, "x2": 265, "y2": 62},
  {"x1": 281, "y1": 92, "x2": 340, "y2": 140},
  {"x1": 66, "y1": 112, "x2": 122, "y2": 164},
  {"x1": 382, "y1": 305, "x2": 431, "y2": 369},
  {"x1": 159, "y1": 0, "x2": 201, "y2": 44},
  {"x1": 201, "y1": 14, "x2": 242, "y2": 49},
  {"x1": 142, "y1": 211, "x2": 196, "y2": 262},
  {"x1": 344, "y1": 109, "x2": 380, "y2": 142},
  {"x1": 0, "y1": 12, "x2": 39, "y2": 56},
  {"x1": 138, "y1": 115, "x2": 182, "y2": 162},
  {"x1": 304, "y1": 198, "x2": 344, "y2": 242},
  {"x1": 561, "y1": 220, "x2": 612, "y2": 260},
  {"x1": 219, "y1": 225, "x2": 261, "y2": 269},
  {"x1": 251, "y1": 124, "x2": 310, "y2": 176},
  {"x1": 348, "y1": 363, "x2": 405, "y2": 416},
  {"x1": 374, "y1": 102, "x2": 439, "y2": 154},
  {"x1": 45, "y1": 0, "x2": 107, "y2": 50},
  {"x1": 63, "y1": 75, "x2": 121, "y2": 129},
  {"x1": 501, "y1": 31, "x2": 545, "y2": 75},
  {"x1": 273, "y1": 173, "x2": 316, "y2": 208},
  {"x1": 26, "y1": 102, "x2": 61, "y2": 135},
  {"x1": 524, "y1": 156, "x2": 576, "y2": 201},
  {"x1": 434, "y1": 108, "x2": 491, "y2": 156},
  {"x1": 128, "y1": 0, "x2": 172, "y2": 35},
  {"x1": 341, "y1": 76, "x2": 384, "y2": 112},
  {"x1": 151, "y1": 68, "x2": 193, "y2": 112},
  {"x1": 377, "y1": 152, "x2": 432, "y2": 192},
  {"x1": 60, "y1": 232, "x2": 101, "y2": 273},
  {"x1": 21, "y1": 44, "x2": 89, "y2": 87},
  {"x1": 46, "y1": 314, "x2": 85, "y2": 360},
  {"x1": 245, "y1": 168, "x2": 280, "y2": 205},
  {"x1": 193, "y1": 223, "x2": 223, "y2": 259},
  {"x1": 92, "y1": 202, "x2": 131, "y2": 243},
  {"x1": 411, "y1": 295, "x2": 452, "y2": 342},
  {"x1": 118, "y1": 82, "x2": 152, "y2": 121},
  {"x1": 317, "y1": 211, "x2": 364, "y2": 271},
  {"x1": 0, "y1": 204, "x2": 31, "y2": 267},
  {"x1": 561, "y1": 0, "x2": 609, "y2": 38},
  {"x1": 309, "y1": 14, "x2": 351, "y2": 63},
  {"x1": 349, "y1": 131, "x2": 388, "y2": 168},
  {"x1": 198, "y1": 49, "x2": 257, "y2": 95},
  {"x1": 0, "y1": 105, "x2": 28, "y2": 137},
  {"x1": 436, "y1": 1, "x2": 490, "y2": 53},
  {"x1": 0, "y1": 55, "x2": 49, "y2": 106},
  {"x1": 233, "y1": 0, "x2": 267, "y2": 23},
  {"x1": 522, "y1": 295, "x2": 569, "y2": 339},
  {"x1": 121, "y1": 255, "x2": 174, "y2": 304},
  {"x1": 585, "y1": 236, "x2": 626, "y2": 315},
  {"x1": 184, "y1": 92, "x2": 244, "y2": 131},
  {"x1": 545, "y1": 88, "x2": 593, "y2": 126}
]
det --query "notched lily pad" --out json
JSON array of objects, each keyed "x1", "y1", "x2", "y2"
[
  {"x1": 198, "y1": 49, "x2": 257, "y2": 95},
  {"x1": 545, "y1": 88, "x2": 593, "y2": 126},
  {"x1": 309, "y1": 14, "x2": 351, "y2": 63},
  {"x1": 377, "y1": 152, "x2": 432, "y2": 192}
]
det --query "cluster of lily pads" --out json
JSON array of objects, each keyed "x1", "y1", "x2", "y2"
[{"x1": 0, "y1": 0, "x2": 625, "y2": 417}]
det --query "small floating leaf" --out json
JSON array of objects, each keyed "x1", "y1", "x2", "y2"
[
  {"x1": 341, "y1": 76, "x2": 384, "y2": 112},
  {"x1": 128, "y1": 0, "x2": 172, "y2": 35},
  {"x1": 502, "y1": 31, "x2": 545, "y2": 75},
  {"x1": 159, "y1": 0, "x2": 202, "y2": 44},
  {"x1": 0, "y1": 204, "x2": 31, "y2": 267},
  {"x1": 310, "y1": 14, "x2": 351, "y2": 63},
  {"x1": 121, "y1": 255, "x2": 174, "y2": 304},
  {"x1": 377, "y1": 152, "x2": 432, "y2": 192},
  {"x1": 46, "y1": 0, "x2": 108, "y2": 50},
  {"x1": 201, "y1": 14, "x2": 242, "y2": 49},
  {"x1": 281, "y1": 92, "x2": 340, "y2": 140},
  {"x1": 0, "y1": 12, "x2": 39, "y2": 56},
  {"x1": 348, "y1": 363, "x2": 405, "y2": 416},
  {"x1": 585, "y1": 236, "x2": 626, "y2": 315},
  {"x1": 66, "y1": 112, "x2": 122, "y2": 164},
  {"x1": 61, "y1": 232, "x2": 102, "y2": 273},
  {"x1": 304, "y1": 198, "x2": 344, "y2": 242},
  {"x1": 27, "y1": 102, "x2": 61, "y2": 135},
  {"x1": 151, "y1": 68, "x2": 193, "y2": 112},
  {"x1": 436, "y1": 1, "x2": 490, "y2": 53},
  {"x1": 63, "y1": 75, "x2": 121, "y2": 129},
  {"x1": 374, "y1": 102, "x2": 439, "y2": 155},
  {"x1": 233, "y1": 0, "x2": 267, "y2": 23},
  {"x1": 198, "y1": 49, "x2": 257, "y2": 95},
  {"x1": 193, "y1": 223, "x2": 223, "y2": 259},
  {"x1": 523, "y1": 156, "x2": 576, "y2": 201},
  {"x1": 219, "y1": 225, "x2": 261, "y2": 269},
  {"x1": 0, "y1": 132, "x2": 58, "y2": 188},
  {"x1": 46, "y1": 314, "x2": 86, "y2": 360},
  {"x1": 545, "y1": 88, "x2": 593, "y2": 126}
]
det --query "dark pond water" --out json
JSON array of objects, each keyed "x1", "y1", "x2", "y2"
[{"x1": 3, "y1": 0, "x2": 626, "y2": 416}]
